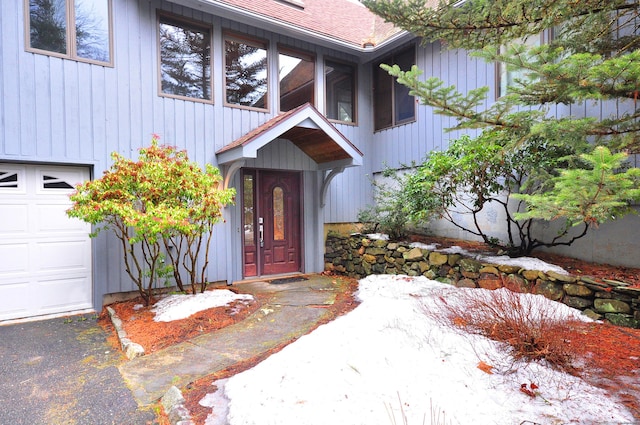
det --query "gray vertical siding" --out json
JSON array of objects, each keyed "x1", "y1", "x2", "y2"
[
  {"x1": 321, "y1": 58, "x2": 375, "y2": 224},
  {"x1": 4, "y1": 0, "x2": 636, "y2": 305},
  {"x1": 0, "y1": 0, "x2": 375, "y2": 305},
  {"x1": 367, "y1": 39, "x2": 639, "y2": 268},
  {"x1": 370, "y1": 41, "x2": 492, "y2": 173}
]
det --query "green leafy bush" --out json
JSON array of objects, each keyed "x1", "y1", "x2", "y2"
[
  {"x1": 358, "y1": 168, "x2": 414, "y2": 240},
  {"x1": 404, "y1": 132, "x2": 579, "y2": 255},
  {"x1": 67, "y1": 137, "x2": 235, "y2": 304}
]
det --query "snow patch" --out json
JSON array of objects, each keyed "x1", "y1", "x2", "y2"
[
  {"x1": 152, "y1": 290, "x2": 254, "y2": 322},
  {"x1": 201, "y1": 275, "x2": 631, "y2": 425}
]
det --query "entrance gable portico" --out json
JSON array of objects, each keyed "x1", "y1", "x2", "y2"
[
  {"x1": 216, "y1": 103, "x2": 363, "y2": 279},
  {"x1": 216, "y1": 103, "x2": 363, "y2": 183}
]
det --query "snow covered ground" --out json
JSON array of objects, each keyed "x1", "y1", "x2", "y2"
[
  {"x1": 366, "y1": 233, "x2": 569, "y2": 274},
  {"x1": 151, "y1": 290, "x2": 254, "y2": 322},
  {"x1": 143, "y1": 243, "x2": 633, "y2": 425},
  {"x1": 198, "y1": 275, "x2": 634, "y2": 425},
  {"x1": 408, "y1": 242, "x2": 569, "y2": 275}
]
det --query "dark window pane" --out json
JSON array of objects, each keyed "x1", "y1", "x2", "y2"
[
  {"x1": 325, "y1": 60, "x2": 355, "y2": 122},
  {"x1": 43, "y1": 175, "x2": 74, "y2": 189},
  {"x1": 394, "y1": 47, "x2": 415, "y2": 124},
  {"x1": 373, "y1": 59, "x2": 392, "y2": 130},
  {"x1": 159, "y1": 18, "x2": 212, "y2": 100},
  {"x1": 0, "y1": 171, "x2": 19, "y2": 188},
  {"x1": 279, "y1": 50, "x2": 314, "y2": 111},
  {"x1": 373, "y1": 45, "x2": 415, "y2": 130},
  {"x1": 225, "y1": 38, "x2": 268, "y2": 109},
  {"x1": 29, "y1": 0, "x2": 67, "y2": 54},
  {"x1": 75, "y1": 0, "x2": 110, "y2": 62}
]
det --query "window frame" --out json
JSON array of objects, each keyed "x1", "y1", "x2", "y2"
[
  {"x1": 277, "y1": 45, "x2": 316, "y2": 112},
  {"x1": 223, "y1": 32, "x2": 270, "y2": 112},
  {"x1": 324, "y1": 57, "x2": 357, "y2": 125},
  {"x1": 24, "y1": 0, "x2": 114, "y2": 67},
  {"x1": 373, "y1": 44, "x2": 416, "y2": 132},
  {"x1": 496, "y1": 29, "x2": 553, "y2": 99},
  {"x1": 157, "y1": 12, "x2": 214, "y2": 104}
]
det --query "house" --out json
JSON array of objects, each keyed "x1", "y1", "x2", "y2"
[{"x1": 1, "y1": 0, "x2": 637, "y2": 321}]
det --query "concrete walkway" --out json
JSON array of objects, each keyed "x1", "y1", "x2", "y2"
[{"x1": 119, "y1": 275, "x2": 344, "y2": 406}]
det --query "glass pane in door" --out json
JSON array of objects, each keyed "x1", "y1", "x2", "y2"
[
  {"x1": 273, "y1": 186, "x2": 284, "y2": 241},
  {"x1": 243, "y1": 174, "x2": 254, "y2": 246}
]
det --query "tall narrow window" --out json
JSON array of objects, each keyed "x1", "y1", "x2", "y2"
[
  {"x1": 225, "y1": 35, "x2": 268, "y2": 109},
  {"x1": 26, "y1": 0, "x2": 112, "y2": 65},
  {"x1": 279, "y1": 48, "x2": 315, "y2": 112},
  {"x1": 325, "y1": 59, "x2": 356, "y2": 123},
  {"x1": 243, "y1": 174, "x2": 255, "y2": 246},
  {"x1": 273, "y1": 187, "x2": 284, "y2": 241},
  {"x1": 159, "y1": 15, "x2": 212, "y2": 101},
  {"x1": 373, "y1": 45, "x2": 416, "y2": 131},
  {"x1": 497, "y1": 33, "x2": 546, "y2": 98}
]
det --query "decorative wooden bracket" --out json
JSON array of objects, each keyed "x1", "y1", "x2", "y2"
[
  {"x1": 320, "y1": 166, "x2": 345, "y2": 208},
  {"x1": 222, "y1": 159, "x2": 245, "y2": 191}
]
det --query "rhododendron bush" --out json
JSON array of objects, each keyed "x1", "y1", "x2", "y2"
[{"x1": 67, "y1": 136, "x2": 235, "y2": 304}]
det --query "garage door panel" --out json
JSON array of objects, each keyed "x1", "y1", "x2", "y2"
[
  {"x1": 0, "y1": 163, "x2": 92, "y2": 321},
  {"x1": 0, "y1": 243, "x2": 29, "y2": 273},
  {"x1": 36, "y1": 204, "x2": 87, "y2": 233},
  {"x1": 0, "y1": 204, "x2": 29, "y2": 233},
  {"x1": 37, "y1": 277, "x2": 93, "y2": 313},
  {"x1": 0, "y1": 281, "x2": 31, "y2": 321},
  {"x1": 37, "y1": 240, "x2": 91, "y2": 271}
]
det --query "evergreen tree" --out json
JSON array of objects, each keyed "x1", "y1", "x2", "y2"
[
  {"x1": 225, "y1": 40, "x2": 268, "y2": 108},
  {"x1": 29, "y1": 0, "x2": 66, "y2": 54},
  {"x1": 363, "y1": 0, "x2": 640, "y2": 254},
  {"x1": 159, "y1": 22, "x2": 211, "y2": 100}
]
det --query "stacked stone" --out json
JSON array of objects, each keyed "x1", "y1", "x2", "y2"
[{"x1": 324, "y1": 234, "x2": 640, "y2": 329}]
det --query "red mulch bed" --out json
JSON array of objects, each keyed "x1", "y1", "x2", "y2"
[{"x1": 99, "y1": 285, "x2": 269, "y2": 354}]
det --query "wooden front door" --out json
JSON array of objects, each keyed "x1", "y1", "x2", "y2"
[{"x1": 242, "y1": 170, "x2": 302, "y2": 277}]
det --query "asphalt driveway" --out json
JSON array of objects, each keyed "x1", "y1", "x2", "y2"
[{"x1": 0, "y1": 313, "x2": 157, "y2": 425}]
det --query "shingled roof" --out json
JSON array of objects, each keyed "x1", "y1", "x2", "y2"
[{"x1": 210, "y1": 0, "x2": 403, "y2": 48}]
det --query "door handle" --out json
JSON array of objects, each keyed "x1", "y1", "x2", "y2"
[{"x1": 259, "y1": 220, "x2": 264, "y2": 247}]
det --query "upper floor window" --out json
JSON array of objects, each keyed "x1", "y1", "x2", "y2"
[
  {"x1": 26, "y1": 0, "x2": 112, "y2": 65},
  {"x1": 325, "y1": 59, "x2": 356, "y2": 123},
  {"x1": 497, "y1": 31, "x2": 551, "y2": 98},
  {"x1": 373, "y1": 45, "x2": 415, "y2": 131},
  {"x1": 279, "y1": 47, "x2": 315, "y2": 112},
  {"x1": 225, "y1": 34, "x2": 268, "y2": 110},
  {"x1": 158, "y1": 14, "x2": 212, "y2": 102}
]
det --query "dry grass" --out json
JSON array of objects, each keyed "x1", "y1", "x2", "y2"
[
  {"x1": 424, "y1": 287, "x2": 640, "y2": 419},
  {"x1": 431, "y1": 289, "x2": 580, "y2": 374},
  {"x1": 385, "y1": 393, "x2": 456, "y2": 425}
]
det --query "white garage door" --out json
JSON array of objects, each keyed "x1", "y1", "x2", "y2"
[{"x1": 0, "y1": 164, "x2": 93, "y2": 321}]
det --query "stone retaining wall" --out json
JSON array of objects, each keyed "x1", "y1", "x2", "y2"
[{"x1": 324, "y1": 234, "x2": 640, "y2": 329}]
